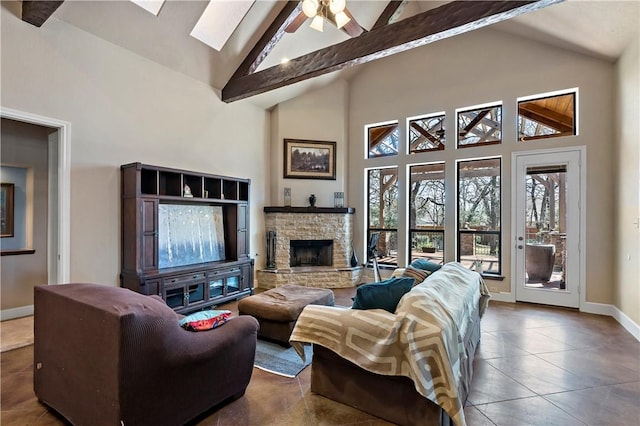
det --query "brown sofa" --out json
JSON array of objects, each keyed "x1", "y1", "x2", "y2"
[
  {"x1": 291, "y1": 262, "x2": 490, "y2": 426},
  {"x1": 311, "y1": 302, "x2": 482, "y2": 426},
  {"x1": 34, "y1": 283, "x2": 259, "y2": 426}
]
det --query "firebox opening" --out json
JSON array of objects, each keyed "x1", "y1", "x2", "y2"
[{"x1": 290, "y1": 240, "x2": 333, "y2": 267}]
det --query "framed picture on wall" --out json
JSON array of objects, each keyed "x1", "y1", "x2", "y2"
[
  {"x1": 284, "y1": 139, "x2": 336, "y2": 180},
  {"x1": 1, "y1": 183, "x2": 15, "y2": 238}
]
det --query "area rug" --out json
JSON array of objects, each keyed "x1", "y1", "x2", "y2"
[{"x1": 254, "y1": 339, "x2": 312, "y2": 378}]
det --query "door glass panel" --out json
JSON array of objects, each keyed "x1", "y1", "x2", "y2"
[
  {"x1": 227, "y1": 276, "x2": 240, "y2": 293},
  {"x1": 165, "y1": 287, "x2": 184, "y2": 309},
  {"x1": 209, "y1": 279, "x2": 223, "y2": 297},
  {"x1": 188, "y1": 283, "x2": 205, "y2": 303},
  {"x1": 524, "y1": 165, "x2": 567, "y2": 290}
]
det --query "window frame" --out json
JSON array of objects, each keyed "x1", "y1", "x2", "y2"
[
  {"x1": 456, "y1": 157, "x2": 502, "y2": 276},
  {"x1": 407, "y1": 161, "x2": 446, "y2": 264},
  {"x1": 456, "y1": 102, "x2": 503, "y2": 149},
  {"x1": 365, "y1": 165, "x2": 399, "y2": 267},
  {"x1": 517, "y1": 88, "x2": 578, "y2": 142}
]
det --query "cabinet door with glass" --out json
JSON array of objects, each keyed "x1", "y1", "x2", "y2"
[{"x1": 207, "y1": 267, "x2": 242, "y2": 300}]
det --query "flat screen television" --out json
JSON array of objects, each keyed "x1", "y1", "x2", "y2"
[{"x1": 158, "y1": 204, "x2": 226, "y2": 269}]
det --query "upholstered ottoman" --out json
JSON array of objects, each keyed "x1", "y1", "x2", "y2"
[{"x1": 238, "y1": 284, "x2": 334, "y2": 346}]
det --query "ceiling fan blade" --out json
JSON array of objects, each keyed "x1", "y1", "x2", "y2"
[
  {"x1": 341, "y1": 8, "x2": 365, "y2": 37},
  {"x1": 285, "y1": 11, "x2": 308, "y2": 33}
]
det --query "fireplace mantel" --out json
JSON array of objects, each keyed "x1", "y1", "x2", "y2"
[{"x1": 264, "y1": 207, "x2": 355, "y2": 214}]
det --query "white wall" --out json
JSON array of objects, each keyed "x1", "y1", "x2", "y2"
[
  {"x1": 615, "y1": 37, "x2": 640, "y2": 324},
  {"x1": 347, "y1": 28, "x2": 616, "y2": 304},
  {"x1": 269, "y1": 80, "x2": 349, "y2": 209},
  {"x1": 1, "y1": 4, "x2": 269, "y2": 289}
]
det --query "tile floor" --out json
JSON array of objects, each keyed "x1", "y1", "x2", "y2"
[{"x1": 1, "y1": 288, "x2": 639, "y2": 425}]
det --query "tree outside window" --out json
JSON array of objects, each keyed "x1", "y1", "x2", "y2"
[
  {"x1": 409, "y1": 163, "x2": 445, "y2": 264},
  {"x1": 457, "y1": 158, "x2": 501, "y2": 274},
  {"x1": 367, "y1": 167, "x2": 398, "y2": 266}
]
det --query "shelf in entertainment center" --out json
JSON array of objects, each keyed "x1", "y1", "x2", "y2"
[{"x1": 128, "y1": 162, "x2": 249, "y2": 202}]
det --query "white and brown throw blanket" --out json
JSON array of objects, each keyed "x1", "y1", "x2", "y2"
[{"x1": 290, "y1": 262, "x2": 490, "y2": 426}]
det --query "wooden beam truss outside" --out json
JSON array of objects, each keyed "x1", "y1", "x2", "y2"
[{"x1": 222, "y1": 0, "x2": 563, "y2": 103}]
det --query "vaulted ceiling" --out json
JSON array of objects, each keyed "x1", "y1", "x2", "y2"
[{"x1": 19, "y1": 0, "x2": 640, "y2": 109}]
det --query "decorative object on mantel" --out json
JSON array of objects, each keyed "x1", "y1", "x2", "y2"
[
  {"x1": 284, "y1": 188, "x2": 292, "y2": 207},
  {"x1": 334, "y1": 191, "x2": 344, "y2": 208},
  {"x1": 308, "y1": 194, "x2": 317, "y2": 207},
  {"x1": 183, "y1": 184, "x2": 193, "y2": 197},
  {"x1": 284, "y1": 139, "x2": 336, "y2": 180},
  {"x1": 350, "y1": 247, "x2": 358, "y2": 268},
  {"x1": 266, "y1": 231, "x2": 277, "y2": 269}
]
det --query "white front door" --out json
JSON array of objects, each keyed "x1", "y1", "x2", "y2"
[{"x1": 513, "y1": 148, "x2": 584, "y2": 308}]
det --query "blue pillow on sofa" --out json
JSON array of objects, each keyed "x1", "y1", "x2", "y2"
[
  {"x1": 351, "y1": 277, "x2": 415, "y2": 313},
  {"x1": 410, "y1": 258, "x2": 442, "y2": 273}
]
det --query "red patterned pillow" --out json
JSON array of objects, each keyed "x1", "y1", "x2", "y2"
[
  {"x1": 402, "y1": 265, "x2": 431, "y2": 285},
  {"x1": 178, "y1": 310, "x2": 232, "y2": 331}
]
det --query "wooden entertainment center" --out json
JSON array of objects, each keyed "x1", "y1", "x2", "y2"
[{"x1": 120, "y1": 162, "x2": 253, "y2": 314}]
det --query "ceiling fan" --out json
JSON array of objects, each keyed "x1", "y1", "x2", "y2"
[{"x1": 285, "y1": 0, "x2": 365, "y2": 37}]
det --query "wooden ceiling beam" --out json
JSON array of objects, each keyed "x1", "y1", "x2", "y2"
[
  {"x1": 230, "y1": 1, "x2": 302, "y2": 80},
  {"x1": 22, "y1": 1, "x2": 64, "y2": 27},
  {"x1": 222, "y1": 0, "x2": 563, "y2": 103},
  {"x1": 371, "y1": 0, "x2": 407, "y2": 30}
]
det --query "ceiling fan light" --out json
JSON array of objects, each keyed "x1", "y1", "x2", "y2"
[
  {"x1": 310, "y1": 15, "x2": 324, "y2": 32},
  {"x1": 302, "y1": 0, "x2": 318, "y2": 18},
  {"x1": 329, "y1": 0, "x2": 346, "y2": 14},
  {"x1": 334, "y1": 11, "x2": 351, "y2": 29}
]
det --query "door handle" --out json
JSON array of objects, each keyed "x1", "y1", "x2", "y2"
[{"x1": 518, "y1": 245, "x2": 523, "y2": 249}]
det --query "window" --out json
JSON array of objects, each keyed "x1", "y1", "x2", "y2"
[
  {"x1": 518, "y1": 92, "x2": 576, "y2": 141},
  {"x1": 457, "y1": 104, "x2": 502, "y2": 148},
  {"x1": 367, "y1": 167, "x2": 398, "y2": 266},
  {"x1": 408, "y1": 163, "x2": 445, "y2": 264},
  {"x1": 408, "y1": 114, "x2": 446, "y2": 154},
  {"x1": 367, "y1": 122, "x2": 399, "y2": 158},
  {"x1": 457, "y1": 158, "x2": 501, "y2": 274}
]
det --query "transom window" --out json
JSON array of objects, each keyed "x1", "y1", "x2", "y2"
[
  {"x1": 457, "y1": 158, "x2": 501, "y2": 274},
  {"x1": 518, "y1": 92, "x2": 576, "y2": 141},
  {"x1": 457, "y1": 104, "x2": 502, "y2": 148},
  {"x1": 408, "y1": 114, "x2": 446, "y2": 154},
  {"x1": 367, "y1": 122, "x2": 399, "y2": 158}
]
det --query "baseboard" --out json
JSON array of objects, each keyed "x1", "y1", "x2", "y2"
[
  {"x1": 611, "y1": 305, "x2": 640, "y2": 341},
  {"x1": 487, "y1": 292, "x2": 515, "y2": 303},
  {"x1": 0, "y1": 305, "x2": 34, "y2": 321},
  {"x1": 580, "y1": 301, "x2": 640, "y2": 342}
]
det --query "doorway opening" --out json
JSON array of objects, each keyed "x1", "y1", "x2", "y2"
[{"x1": 0, "y1": 107, "x2": 70, "y2": 320}]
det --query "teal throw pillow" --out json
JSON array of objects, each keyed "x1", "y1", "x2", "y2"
[
  {"x1": 410, "y1": 258, "x2": 442, "y2": 273},
  {"x1": 351, "y1": 277, "x2": 415, "y2": 313},
  {"x1": 179, "y1": 310, "x2": 232, "y2": 331}
]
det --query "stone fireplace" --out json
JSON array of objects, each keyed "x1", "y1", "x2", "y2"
[{"x1": 256, "y1": 207, "x2": 362, "y2": 289}]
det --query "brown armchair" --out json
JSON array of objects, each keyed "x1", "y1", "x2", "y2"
[{"x1": 34, "y1": 283, "x2": 259, "y2": 426}]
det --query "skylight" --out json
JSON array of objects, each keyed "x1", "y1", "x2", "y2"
[
  {"x1": 190, "y1": 0, "x2": 255, "y2": 52},
  {"x1": 130, "y1": 0, "x2": 165, "y2": 16}
]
